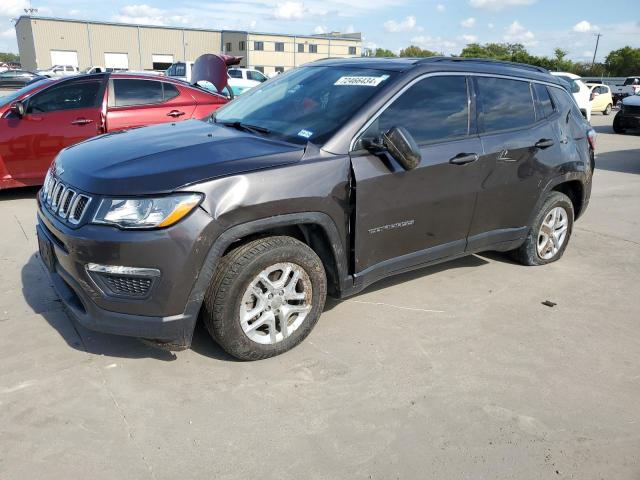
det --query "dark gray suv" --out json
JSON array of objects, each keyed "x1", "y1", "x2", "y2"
[{"x1": 36, "y1": 57, "x2": 595, "y2": 359}]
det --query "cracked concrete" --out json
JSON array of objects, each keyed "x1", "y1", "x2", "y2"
[{"x1": 1, "y1": 113, "x2": 639, "y2": 479}]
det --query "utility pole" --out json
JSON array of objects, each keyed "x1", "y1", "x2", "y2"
[{"x1": 591, "y1": 33, "x2": 602, "y2": 67}]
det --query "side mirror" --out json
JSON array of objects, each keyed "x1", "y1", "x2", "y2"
[
  {"x1": 10, "y1": 101, "x2": 25, "y2": 117},
  {"x1": 382, "y1": 126, "x2": 421, "y2": 170}
]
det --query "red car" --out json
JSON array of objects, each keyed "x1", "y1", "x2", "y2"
[{"x1": 0, "y1": 72, "x2": 228, "y2": 190}]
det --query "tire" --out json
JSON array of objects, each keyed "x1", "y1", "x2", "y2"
[
  {"x1": 510, "y1": 192, "x2": 574, "y2": 266},
  {"x1": 604, "y1": 104, "x2": 612, "y2": 115},
  {"x1": 613, "y1": 112, "x2": 626, "y2": 134},
  {"x1": 202, "y1": 236, "x2": 327, "y2": 360}
]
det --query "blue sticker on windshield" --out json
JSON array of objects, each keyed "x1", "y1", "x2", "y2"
[{"x1": 297, "y1": 129, "x2": 313, "y2": 139}]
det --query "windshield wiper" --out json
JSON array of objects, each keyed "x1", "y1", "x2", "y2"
[{"x1": 217, "y1": 120, "x2": 270, "y2": 135}]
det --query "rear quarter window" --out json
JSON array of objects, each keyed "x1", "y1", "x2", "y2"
[
  {"x1": 476, "y1": 77, "x2": 535, "y2": 133},
  {"x1": 533, "y1": 83, "x2": 555, "y2": 121}
]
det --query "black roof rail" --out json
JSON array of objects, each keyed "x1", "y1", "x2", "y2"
[{"x1": 415, "y1": 56, "x2": 549, "y2": 73}]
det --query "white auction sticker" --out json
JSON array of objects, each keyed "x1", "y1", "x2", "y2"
[
  {"x1": 334, "y1": 75, "x2": 389, "y2": 87},
  {"x1": 297, "y1": 129, "x2": 313, "y2": 139}
]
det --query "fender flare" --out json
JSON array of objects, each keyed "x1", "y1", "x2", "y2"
[{"x1": 179, "y1": 212, "x2": 350, "y2": 340}]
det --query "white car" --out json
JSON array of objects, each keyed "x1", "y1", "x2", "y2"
[
  {"x1": 550, "y1": 72, "x2": 592, "y2": 122},
  {"x1": 166, "y1": 62, "x2": 267, "y2": 95},
  {"x1": 36, "y1": 65, "x2": 79, "y2": 77}
]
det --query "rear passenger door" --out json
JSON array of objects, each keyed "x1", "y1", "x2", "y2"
[
  {"x1": 467, "y1": 77, "x2": 559, "y2": 251},
  {"x1": 106, "y1": 78, "x2": 196, "y2": 131},
  {"x1": 351, "y1": 75, "x2": 483, "y2": 276}
]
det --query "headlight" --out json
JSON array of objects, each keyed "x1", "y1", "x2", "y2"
[{"x1": 92, "y1": 193, "x2": 202, "y2": 229}]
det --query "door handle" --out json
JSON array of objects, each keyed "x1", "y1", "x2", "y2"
[
  {"x1": 167, "y1": 110, "x2": 185, "y2": 118},
  {"x1": 534, "y1": 138, "x2": 554, "y2": 149},
  {"x1": 71, "y1": 118, "x2": 93, "y2": 125},
  {"x1": 449, "y1": 152, "x2": 479, "y2": 165}
]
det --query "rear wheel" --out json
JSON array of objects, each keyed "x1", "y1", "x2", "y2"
[
  {"x1": 510, "y1": 192, "x2": 574, "y2": 266},
  {"x1": 613, "y1": 112, "x2": 626, "y2": 133},
  {"x1": 604, "y1": 104, "x2": 612, "y2": 115},
  {"x1": 202, "y1": 236, "x2": 327, "y2": 360}
]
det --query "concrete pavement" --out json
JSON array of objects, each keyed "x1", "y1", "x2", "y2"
[{"x1": 1, "y1": 113, "x2": 639, "y2": 479}]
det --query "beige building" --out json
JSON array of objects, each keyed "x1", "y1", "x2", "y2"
[{"x1": 15, "y1": 16, "x2": 361, "y2": 75}]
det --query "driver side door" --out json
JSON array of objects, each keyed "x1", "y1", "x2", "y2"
[
  {"x1": 0, "y1": 78, "x2": 105, "y2": 185},
  {"x1": 350, "y1": 75, "x2": 483, "y2": 283}
]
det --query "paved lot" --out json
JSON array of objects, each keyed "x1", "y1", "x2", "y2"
[{"x1": 1, "y1": 114, "x2": 639, "y2": 479}]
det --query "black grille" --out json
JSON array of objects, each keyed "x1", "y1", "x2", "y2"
[
  {"x1": 625, "y1": 105, "x2": 640, "y2": 115},
  {"x1": 42, "y1": 177, "x2": 92, "y2": 225},
  {"x1": 103, "y1": 276, "x2": 153, "y2": 297}
]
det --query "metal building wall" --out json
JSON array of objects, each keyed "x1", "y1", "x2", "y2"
[
  {"x1": 15, "y1": 19, "x2": 37, "y2": 71},
  {"x1": 88, "y1": 23, "x2": 140, "y2": 70}
]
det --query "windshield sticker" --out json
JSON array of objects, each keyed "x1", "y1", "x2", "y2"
[
  {"x1": 334, "y1": 75, "x2": 389, "y2": 87},
  {"x1": 297, "y1": 129, "x2": 314, "y2": 139}
]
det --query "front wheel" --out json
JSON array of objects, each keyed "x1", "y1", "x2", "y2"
[
  {"x1": 613, "y1": 112, "x2": 626, "y2": 134},
  {"x1": 202, "y1": 236, "x2": 327, "y2": 360},
  {"x1": 510, "y1": 192, "x2": 574, "y2": 266},
  {"x1": 604, "y1": 104, "x2": 612, "y2": 115}
]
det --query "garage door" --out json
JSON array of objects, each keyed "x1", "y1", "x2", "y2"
[
  {"x1": 50, "y1": 50, "x2": 78, "y2": 67},
  {"x1": 104, "y1": 53, "x2": 129, "y2": 70},
  {"x1": 152, "y1": 54, "x2": 173, "y2": 71}
]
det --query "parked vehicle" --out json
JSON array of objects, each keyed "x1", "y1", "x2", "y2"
[
  {"x1": 0, "y1": 72, "x2": 228, "y2": 190},
  {"x1": 166, "y1": 61, "x2": 266, "y2": 95},
  {"x1": 36, "y1": 65, "x2": 80, "y2": 77},
  {"x1": 0, "y1": 62, "x2": 21, "y2": 73},
  {"x1": 611, "y1": 76, "x2": 640, "y2": 105},
  {"x1": 550, "y1": 72, "x2": 592, "y2": 121},
  {"x1": 36, "y1": 57, "x2": 595, "y2": 359},
  {"x1": 613, "y1": 91, "x2": 640, "y2": 134},
  {"x1": 586, "y1": 83, "x2": 613, "y2": 115},
  {"x1": 0, "y1": 70, "x2": 42, "y2": 89}
]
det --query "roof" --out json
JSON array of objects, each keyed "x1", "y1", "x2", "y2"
[{"x1": 310, "y1": 56, "x2": 562, "y2": 84}]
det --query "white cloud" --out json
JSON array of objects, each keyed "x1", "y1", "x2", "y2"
[
  {"x1": 436, "y1": 4, "x2": 446, "y2": 12},
  {"x1": 68, "y1": 9, "x2": 81, "y2": 15},
  {"x1": 461, "y1": 34, "x2": 478, "y2": 43},
  {"x1": 1, "y1": 28, "x2": 15, "y2": 39},
  {"x1": 573, "y1": 20, "x2": 599, "y2": 33},
  {"x1": 488, "y1": 22, "x2": 495, "y2": 29},
  {"x1": 345, "y1": 24, "x2": 355, "y2": 34},
  {"x1": 273, "y1": 1, "x2": 306, "y2": 20},
  {"x1": 384, "y1": 15, "x2": 416, "y2": 33},
  {"x1": 314, "y1": 25, "x2": 327, "y2": 34},
  {"x1": 116, "y1": 4, "x2": 190, "y2": 26},
  {"x1": 461, "y1": 17, "x2": 476, "y2": 28},
  {"x1": 503, "y1": 20, "x2": 536, "y2": 45},
  {"x1": 411, "y1": 35, "x2": 457, "y2": 53},
  {"x1": 0, "y1": 0, "x2": 28, "y2": 17},
  {"x1": 469, "y1": 0, "x2": 536, "y2": 10}
]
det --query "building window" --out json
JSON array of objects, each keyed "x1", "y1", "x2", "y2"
[
  {"x1": 275, "y1": 66, "x2": 284, "y2": 74},
  {"x1": 275, "y1": 42, "x2": 284, "y2": 52},
  {"x1": 298, "y1": 43, "x2": 304, "y2": 53},
  {"x1": 349, "y1": 46, "x2": 356, "y2": 55},
  {"x1": 239, "y1": 41, "x2": 246, "y2": 51},
  {"x1": 309, "y1": 44, "x2": 318, "y2": 54},
  {"x1": 254, "y1": 41, "x2": 264, "y2": 51},
  {"x1": 254, "y1": 66, "x2": 264, "y2": 73},
  {"x1": 225, "y1": 42, "x2": 232, "y2": 52}
]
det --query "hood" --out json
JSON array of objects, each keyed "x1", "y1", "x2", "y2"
[
  {"x1": 622, "y1": 94, "x2": 640, "y2": 107},
  {"x1": 55, "y1": 120, "x2": 304, "y2": 195},
  {"x1": 191, "y1": 54, "x2": 242, "y2": 94}
]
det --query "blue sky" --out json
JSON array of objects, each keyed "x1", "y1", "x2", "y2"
[{"x1": 1, "y1": 0, "x2": 638, "y2": 61}]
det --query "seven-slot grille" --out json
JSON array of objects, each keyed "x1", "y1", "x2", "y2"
[{"x1": 42, "y1": 174, "x2": 92, "y2": 225}]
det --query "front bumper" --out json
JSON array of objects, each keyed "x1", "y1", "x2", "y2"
[
  {"x1": 618, "y1": 112, "x2": 640, "y2": 129},
  {"x1": 37, "y1": 196, "x2": 216, "y2": 347}
]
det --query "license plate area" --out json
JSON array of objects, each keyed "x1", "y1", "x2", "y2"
[{"x1": 38, "y1": 230, "x2": 56, "y2": 273}]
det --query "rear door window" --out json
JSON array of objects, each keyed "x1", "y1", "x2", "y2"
[
  {"x1": 533, "y1": 83, "x2": 555, "y2": 121},
  {"x1": 476, "y1": 77, "x2": 535, "y2": 133},
  {"x1": 112, "y1": 79, "x2": 163, "y2": 106},
  {"x1": 370, "y1": 75, "x2": 470, "y2": 145}
]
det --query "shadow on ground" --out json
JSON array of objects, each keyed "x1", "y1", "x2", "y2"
[
  {"x1": 595, "y1": 149, "x2": 640, "y2": 175},
  {"x1": 0, "y1": 185, "x2": 40, "y2": 201}
]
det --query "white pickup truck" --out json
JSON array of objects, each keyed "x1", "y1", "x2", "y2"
[
  {"x1": 612, "y1": 76, "x2": 640, "y2": 104},
  {"x1": 165, "y1": 61, "x2": 267, "y2": 95}
]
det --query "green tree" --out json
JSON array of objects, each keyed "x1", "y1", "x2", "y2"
[
  {"x1": 605, "y1": 47, "x2": 640, "y2": 77},
  {"x1": 0, "y1": 52, "x2": 20, "y2": 63},
  {"x1": 374, "y1": 48, "x2": 397, "y2": 58},
  {"x1": 399, "y1": 45, "x2": 438, "y2": 57}
]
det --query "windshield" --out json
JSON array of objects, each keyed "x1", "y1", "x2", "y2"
[
  {"x1": 0, "y1": 79, "x2": 50, "y2": 106},
  {"x1": 212, "y1": 66, "x2": 396, "y2": 145},
  {"x1": 556, "y1": 75, "x2": 580, "y2": 94},
  {"x1": 623, "y1": 78, "x2": 639, "y2": 86}
]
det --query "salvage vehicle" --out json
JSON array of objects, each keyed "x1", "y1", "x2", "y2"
[
  {"x1": 0, "y1": 69, "x2": 42, "y2": 89},
  {"x1": 1, "y1": 68, "x2": 229, "y2": 190},
  {"x1": 37, "y1": 57, "x2": 595, "y2": 360},
  {"x1": 166, "y1": 60, "x2": 264, "y2": 95},
  {"x1": 587, "y1": 83, "x2": 613, "y2": 115},
  {"x1": 36, "y1": 65, "x2": 80, "y2": 77},
  {"x1": 611, "y1": 76, "x2": 640, "y2": 105},
  {"x1": 550, "y1": 72, "x2": 592, "y2": 121},
  {"x1": 613, "y1": 91, "x2": 640, "y2": 133}
]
